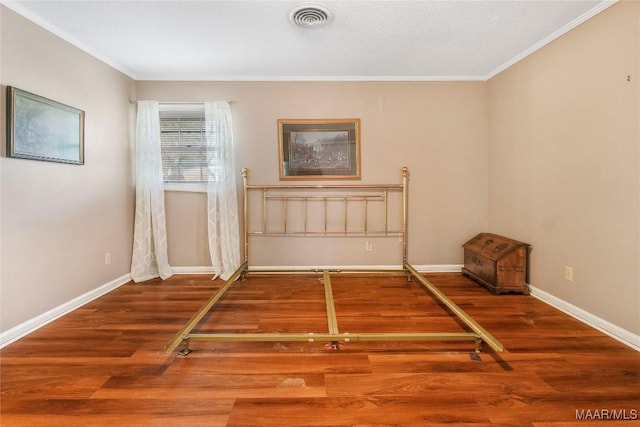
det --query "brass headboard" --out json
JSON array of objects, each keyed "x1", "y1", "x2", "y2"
[{"x1": 242, "y1": 167, "x2": 409, "y2": 270}]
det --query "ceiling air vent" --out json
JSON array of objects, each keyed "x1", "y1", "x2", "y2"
[{"x1": 290, "y1": 4, "x2": 332, "y2": 29}]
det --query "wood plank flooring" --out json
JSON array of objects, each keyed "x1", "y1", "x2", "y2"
[{"x1": 1, "y1": 272, "x2": 638, "y2": 426}]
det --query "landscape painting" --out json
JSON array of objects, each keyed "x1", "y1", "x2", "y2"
[{"x1": 6, "y1": 86, "x2": 84, "y2": 165}]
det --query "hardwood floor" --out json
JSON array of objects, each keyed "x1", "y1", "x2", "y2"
[{"x1": 1, "y1": 272, "x2": 638, "y2": 426}]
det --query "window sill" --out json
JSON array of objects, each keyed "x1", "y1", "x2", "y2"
[{"x1": 164, "y1": 183, "x2": 207, "y2": 193}]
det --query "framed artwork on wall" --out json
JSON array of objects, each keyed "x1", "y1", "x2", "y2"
[
  {"x1": 278, "y1": 118, "x2": 361, "y2": 180},
  {"x1": 6, "y1": 86, "x2": 85, "y2": 165}
]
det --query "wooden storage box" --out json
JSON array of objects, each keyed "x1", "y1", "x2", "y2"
[{"x1": 461, "y1": 233, "x2": 531, "y2": 295}]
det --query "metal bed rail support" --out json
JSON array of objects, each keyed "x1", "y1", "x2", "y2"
[
  {"x1": 404, "y1": 263, "x2": 504, "y2": 353},
  {"x1": 164, "y1": 262, "x2": 248, "y2": 353},
  {"x1": 186, "y1": 332, "x2": 481, "y2": 344},
  {"x1": 322, "y1": 270, "x2": 339, "y2": 336}
]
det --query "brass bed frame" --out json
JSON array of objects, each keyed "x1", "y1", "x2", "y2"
[{"x1": 165, "y1": 167, "x2": 503, "y2": 355}]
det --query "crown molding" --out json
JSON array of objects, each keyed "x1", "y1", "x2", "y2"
[
  {"x1": 1, "y1": 0, "x2": 138, "y2": 79},
  {"x1": 485, "y1": 0, "x2": 618, "y2": 80}
]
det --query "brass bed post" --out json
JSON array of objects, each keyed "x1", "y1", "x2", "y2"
[
  {"x1": 402, "y1": 166, "x2": 409, "y2": 277},
  {"x1": 242, "y1": 168, "x2": 249, "y2": 271}
]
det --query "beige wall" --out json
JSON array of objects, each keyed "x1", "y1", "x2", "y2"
[
  {"x1": 136, "y1": 81, "x2": 490, "y2": 267},
  {"x1": 2, "y1": 1, "x2": 637, "y2": 341},
  {"x1": 0, "y1": 6, "x2": 136, "y2": 332},
  {"x1": 488, "y1": 1, "x2": 640, "y2": 334}
]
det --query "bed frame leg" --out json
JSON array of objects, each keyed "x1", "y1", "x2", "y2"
[
  {"x1": 178, "y1": 339, "x2": 192, "y2": 356},
  {"x1": 474, "y1": 338, "x2": 483, "y2": 354}
]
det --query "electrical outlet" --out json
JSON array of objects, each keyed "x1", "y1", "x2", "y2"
[
  {"x1": 564, "y1": 266, "x2": 573, "y2": 282},
  {"x1": 105, "y1": 252, "x2": 112, "y2": 265},
  {"x1": 365, "y1": 241, "x2": 373, "y2": 252}
]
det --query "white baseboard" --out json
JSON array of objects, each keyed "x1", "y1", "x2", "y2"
[
  {"x1": 413, "y1": 264, "x2": 463, "y2": 273},
  {"x1": 172, "y1": 264, "x2": 463, "y2": 274},
  {"x1": 530, "y1": 285, "x2": 640, "y2": 352},
  {"x1": 171, "y1": 266, "x2": 216, "y2": 274},
  {"x1": 0, "y1": 273, "x2": 132, "y2": 349},
  {"x1": 249, "y1": 264, "x2": 404, "y2": 272}
]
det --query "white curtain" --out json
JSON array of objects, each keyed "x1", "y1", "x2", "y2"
[
  {"x1": 130, "y1": 101, "x2": 173, "y2": 282},
  {"x1": 205, "y1": 101, "x2": 241, "y2": 280}
]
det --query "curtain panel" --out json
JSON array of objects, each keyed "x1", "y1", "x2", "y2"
[
  {"x1": 130, "y1": 101, "x2": 173, "y2": 282},
  {"x1": 205, "y1": 101, "x2": 241, "y2": 280}
]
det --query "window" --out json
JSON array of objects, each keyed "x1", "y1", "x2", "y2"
[{"x1": 159, "y1": 103, "x2": 214, "y2": 185}]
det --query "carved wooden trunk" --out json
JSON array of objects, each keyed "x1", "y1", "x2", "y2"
[{"x1": 462, "y1": 233, "x2": 531, "y2": 295}]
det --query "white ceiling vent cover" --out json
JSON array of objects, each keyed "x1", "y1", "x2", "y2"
[{"x1": 290, "y1": 4, "x2": 332, "y2": 29}]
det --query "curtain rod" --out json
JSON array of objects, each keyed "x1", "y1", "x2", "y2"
[{"x1": 128, "y1": 99, "x2": 235, "y2": 105}]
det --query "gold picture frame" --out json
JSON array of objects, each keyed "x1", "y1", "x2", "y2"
[{"x1": 278, "y1": 118, "x2": 361, "y2": 180}]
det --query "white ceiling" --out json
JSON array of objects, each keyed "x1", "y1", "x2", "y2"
[{"x1": 4, "y1": 0, "x2": 615, "y2": 81}]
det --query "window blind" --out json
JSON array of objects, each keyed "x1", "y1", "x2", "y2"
[{"x1": 159, "y1": 103, "x2": 216, "y2": 183}]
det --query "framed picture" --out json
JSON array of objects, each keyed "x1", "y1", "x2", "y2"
[
  {"x1": 6, "y1": 86, "x2": 85, "y2": 165},
  {"x1": 278, "y1": 118, "x2": 361, "y2": 180}
]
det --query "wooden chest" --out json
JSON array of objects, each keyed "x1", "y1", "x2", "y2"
[{"x1": 461, "y1": 233, "x2": 531, "y2": 295}]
